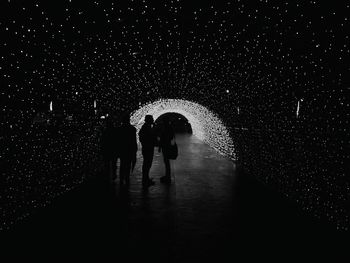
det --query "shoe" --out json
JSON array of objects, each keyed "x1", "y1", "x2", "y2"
[{"x1": 160, "y1": 176, "x2": 171, "y2": 184}]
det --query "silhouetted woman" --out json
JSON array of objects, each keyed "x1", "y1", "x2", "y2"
[
  {"x1": 139, "y1": 115, "x2": 157, "y2": 187},
  {"x1": 158, "y1": 117, "x2": 175, "y2": 184}
]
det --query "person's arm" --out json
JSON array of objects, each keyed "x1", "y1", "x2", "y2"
[
  {"x1": 158, "y1": 133, "x2": 162, "y2": 152},
  {"x1": 138, "y1": 126, "x2": 144, "y2": 144},
  {"x1": 133, "y1": 128, "x2": 138, "y2": 153},
  {"x1": 131, "y1": 128, "x2": 137, "y2": 166},
  {"x1": 171, "y1": 128, "x2": 175, "y2": 140},
  {"x1": 153, "y1": 129, "x2": 160, "y2": 148}
]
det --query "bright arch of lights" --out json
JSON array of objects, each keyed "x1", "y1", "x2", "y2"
[{"x1": 131, "y1": 99, "x2": 236, "y2": 160}]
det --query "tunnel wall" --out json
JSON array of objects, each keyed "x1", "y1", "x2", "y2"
[
  {"x1": 232, "y1": 126, "x2": 349, "y2": 230},
  {"x1": 0, "y1": 114, "x2": 103, "y2": 230}
]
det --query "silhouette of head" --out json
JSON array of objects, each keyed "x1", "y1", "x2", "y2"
[{"x1": 145, "y1": 115, "x2": 154, "y2": 124}]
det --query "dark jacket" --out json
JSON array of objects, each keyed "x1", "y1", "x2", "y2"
[
  {"x1": 139, "y1": 123, "x2": 157, "y2": 151},
  {"x1": 159, "y1": 125, "x2": 175, "y2": 157},
  {"x1": 117, "y1": 124, "x2": 137, "y2": 159},
  {"x1": 101, "y1": 125, "x2": 119, "y2": 160}
]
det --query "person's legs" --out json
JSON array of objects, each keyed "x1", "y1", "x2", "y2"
[
  {"x1": 120, "y1": 157, "x2": 131, "y2": 186},
  {"x1": 111, "y1": 157, "x2": 117, "y2": 181},
  {"x1": 142, "y1": 149, "x2": 154, "y2": 183},
  {"x1": 164, "y1": 157, "x2": 171, "y2": 178},
  {"x1": 120, "y1": 158, "x2": 126, "y2": 185},
  {"x1": 125, "y1": 161, "x2": 131, "y2": 185},
  {"x1": 161, "y1": 154, "x2": 171, "y2": 183}
]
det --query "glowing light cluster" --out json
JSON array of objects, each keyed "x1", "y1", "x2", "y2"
[
  {"x1": 0, "y1": 119, "x2": 102, "y2": 230},
  {"x1": 131, "y1": 99, "x2": 236, "y2": 160}
]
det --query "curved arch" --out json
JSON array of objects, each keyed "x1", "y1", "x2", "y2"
[{"x1": 131, "y1": 99, "x2": 236, "y2": 160}]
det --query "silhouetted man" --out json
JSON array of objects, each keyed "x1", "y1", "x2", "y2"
[
  {"x1": 117, "y1": 113, "x2": 137, "y2": 186},
  {"x1": 139, "y1": 115, "x2": 157, "y2": 187},
  {"x1": 159, "y1": 117, "x2": 175, "y2": 184}
]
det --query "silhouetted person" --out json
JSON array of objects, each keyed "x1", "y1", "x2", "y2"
[
  {"x1": 139, "y1": 115, "x2": 157, "y2": 187},
  {"x1": 117, "y1": 113, "x2": 137, "y2": 186},
  {"x1": 159, "y1": 117, "x2": 175, "y2": 184},
  {"x1": 101, "y1": 117, "x2": 118, "y2": 181}
]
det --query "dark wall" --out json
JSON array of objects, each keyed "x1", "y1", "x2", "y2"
[
  {"x1": 0, "y1": 113, "x2": 103, "y2": 230},
  {"x1": 231, "y1": 124, "x2": 349, "y2": 230}
]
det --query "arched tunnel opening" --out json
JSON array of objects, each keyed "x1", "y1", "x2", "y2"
[{"x1": 155, "y1": 113, "x2": 193, "y2": 134}]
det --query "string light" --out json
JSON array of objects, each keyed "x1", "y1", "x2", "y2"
[
  {"x1": 296, "y1": 99, "x2": 303, "y2": 118},
  {"x1": 131, "y1": 99, "x2": 236, "y2": 160}
]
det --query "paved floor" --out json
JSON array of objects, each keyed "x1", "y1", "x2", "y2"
[{"x1": 2, "y1": 134, "x2": 348, "y2": 261}]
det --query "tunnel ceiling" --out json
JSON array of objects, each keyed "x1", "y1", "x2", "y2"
[{"x1": 1, "y1": 0, "x2": 349, "y2": 132}]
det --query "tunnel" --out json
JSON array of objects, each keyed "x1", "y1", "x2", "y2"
[{"x1": 0, "y1": 0, "x2": 348, "y2": 261}]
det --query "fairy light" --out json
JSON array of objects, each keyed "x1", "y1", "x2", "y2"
[{"x1": 296, "y1": 99, "x2": 303, "y2": 118}]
